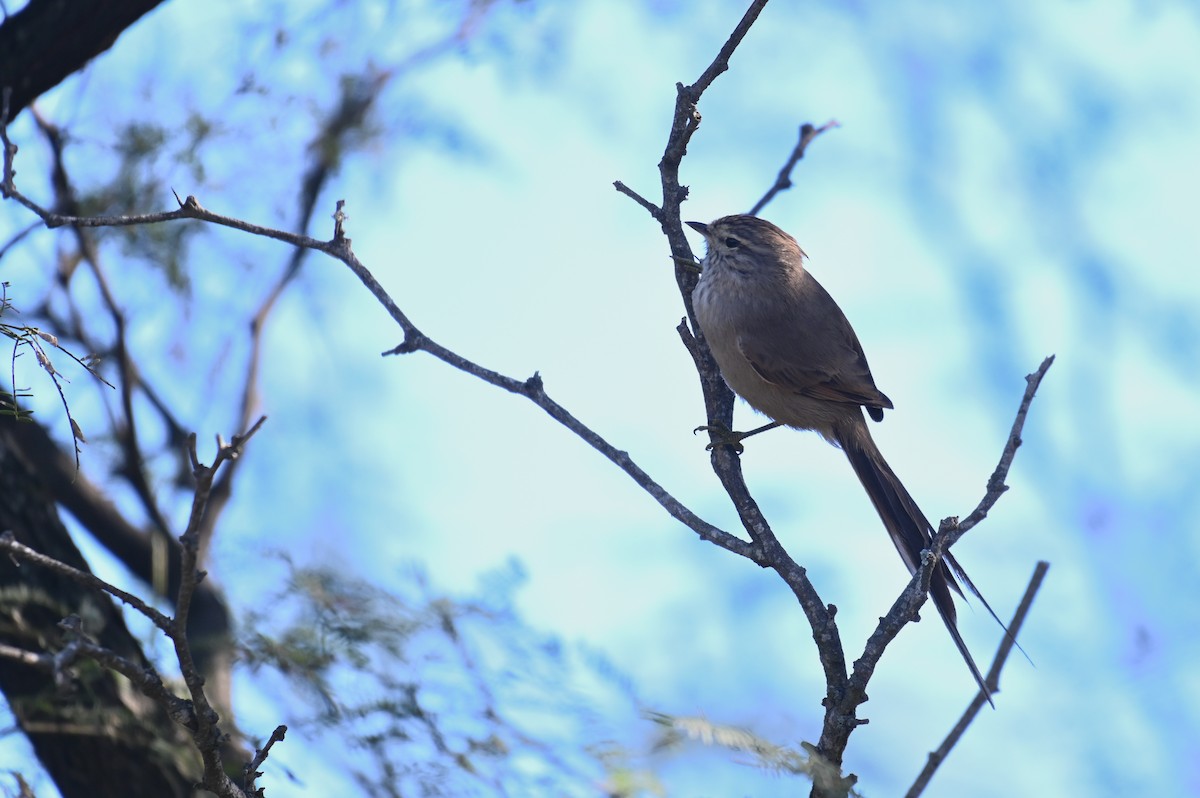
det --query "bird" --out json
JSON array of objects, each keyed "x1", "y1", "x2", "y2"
[{"x1": 687, "y1": 213, "x2": 999, "y2": 702}]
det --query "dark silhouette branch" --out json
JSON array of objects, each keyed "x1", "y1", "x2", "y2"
[
  {"x1": 0, "y1": 0, "x2": 168, "y2": 121},
  {"x1": 0, "y1": 623, "x2": 199, "y2": 731}
]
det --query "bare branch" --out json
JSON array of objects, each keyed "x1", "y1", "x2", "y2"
[
  {"x1": 165, "y1": 416, "x2": 268, "y2": 798},
  {"x1": 0, "y1": 530, "x2": 174, "y2": 633},
  {"x1": 0, "y1": 632, "x2": 199, "y2": 729},
  {"x1": 688, "y1": 0, "x2": 772, "y2": 97},
  {"x1": 29, "y1": 108, "x2": 175, "y2": 524},
  {"x1": 6, "y1": 131, "x2": 746, "y2": 574},
  {"x1": 243, "y1": 725, "x2": 288, "y2": 795},
  {"x1": 955, "y1": 355, "x2": 1056, "y2": 535},
  {"x1": 175, "y1": 416, "x2": 267, "y2": 630},
  {"x1": 612, "y1": 180, "x2": 662, "y2": 222},
  {"x1": 905, "y1": 561, "x2": 1050, "y2": 798},
  {"x1": 1, "y1": 414, "x2": 271, "y2": 798},
  {"x1": 748, "y1": 120, "x2": 841, "y2": 216}
]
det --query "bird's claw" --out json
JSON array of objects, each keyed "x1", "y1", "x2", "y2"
[{"x1": 694, "y1": 423, "x2": 747, "y2": 454}]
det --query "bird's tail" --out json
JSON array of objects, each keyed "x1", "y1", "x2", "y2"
[{"x1": 835, "y1": 417, "x2": 997, "y2": 705}]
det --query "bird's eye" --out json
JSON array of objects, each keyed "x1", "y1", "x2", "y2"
[{"x1": 724, "y1": 236, "x2": 740, "y2": 249}]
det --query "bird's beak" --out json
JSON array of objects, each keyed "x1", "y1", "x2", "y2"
[{"x1": 685, "y1": 221, "x2": 708, "y2": 236}]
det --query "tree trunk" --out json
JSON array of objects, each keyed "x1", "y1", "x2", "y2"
[
  {"x1": 0, "y1": 416, "x2": 198, "y2": 798},
  {"x1": 0, "y1": 0, "x2": 169, "y2": 120}
]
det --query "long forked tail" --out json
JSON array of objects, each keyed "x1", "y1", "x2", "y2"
[{"x1": 834, "y1": 417, "x2": 995, "y2": 705}]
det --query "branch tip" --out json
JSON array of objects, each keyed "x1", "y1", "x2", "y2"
[{"x1": 523, "y1": 372, "x2": 543, "y2": 394}]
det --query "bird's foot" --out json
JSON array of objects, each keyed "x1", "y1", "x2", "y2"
[{"x1": 694, "y1": 420, "x2": 783, "y2": 453}]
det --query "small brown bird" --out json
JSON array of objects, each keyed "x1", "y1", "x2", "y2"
[{"x1": 688, "y1": 214, "x2": 997, "y2": 701}]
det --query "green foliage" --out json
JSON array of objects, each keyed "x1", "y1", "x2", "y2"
[
  {"x1": 0, "y1": 282, "x2": 110, "y2": 456},
  {"x1": 73, "y1": 116, "x2": 215, "y2": 294},
  {"x1": 238, "y1": 557, "x2": 660, "y2": 797},
  {"x1": 647, "y1": 711, "x2": 861, "y2": 798}
]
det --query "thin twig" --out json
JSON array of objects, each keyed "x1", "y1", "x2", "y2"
[
  {"x1": 0, "y1": 633, "x2": 199, "y2": 729},
  {"x1": 682, "y1": 0, "x2": 772, "y2": 101},
  {"x1": 613, "y1": 180, "x2": 662, "y2": 222},
  {"x1": 30, "y1": 108, "x2": 175, "y2": 531},
  {"x1": 955, "y1": 355, "x2": 1056, "y2": 536},
  {"x1": 0, "y1": 531, "x2": 174, "y2": 633},
  {"x1": 5, "y1": 141, "x2": 754, "y2": 567},
  {"x1": 169, "y1": 416, "x2": 267, "y2": 797},
  {"x1": 905, "y1": 561, "x2": 1050, "y2": 798},
  {"x1": 748, "y1": 120, "x2": 840, "y2": 216},
  {"x1": 243, "y1": 724, "x2": 288, "y2": 794}
]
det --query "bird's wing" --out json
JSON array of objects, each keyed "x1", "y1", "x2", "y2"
[
  {"x1": 736, "y1": 277, "x2": 893, "y2": 414},
  {"x1": 739, "y1": 336, "x2": 890, "y2": 408}
]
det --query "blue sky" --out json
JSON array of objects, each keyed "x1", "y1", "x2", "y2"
[{"x1": 4, "y1": 1, "x2": 1200, "y2": 796}]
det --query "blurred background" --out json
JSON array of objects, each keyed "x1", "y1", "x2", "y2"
[{"x1": 2, "y1": 0, "x2": 1198, "y2": 796}]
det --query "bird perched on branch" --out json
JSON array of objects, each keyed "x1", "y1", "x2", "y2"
[{"x1": 688, "y1": 213, "x2": 1003, "y2": 702}]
